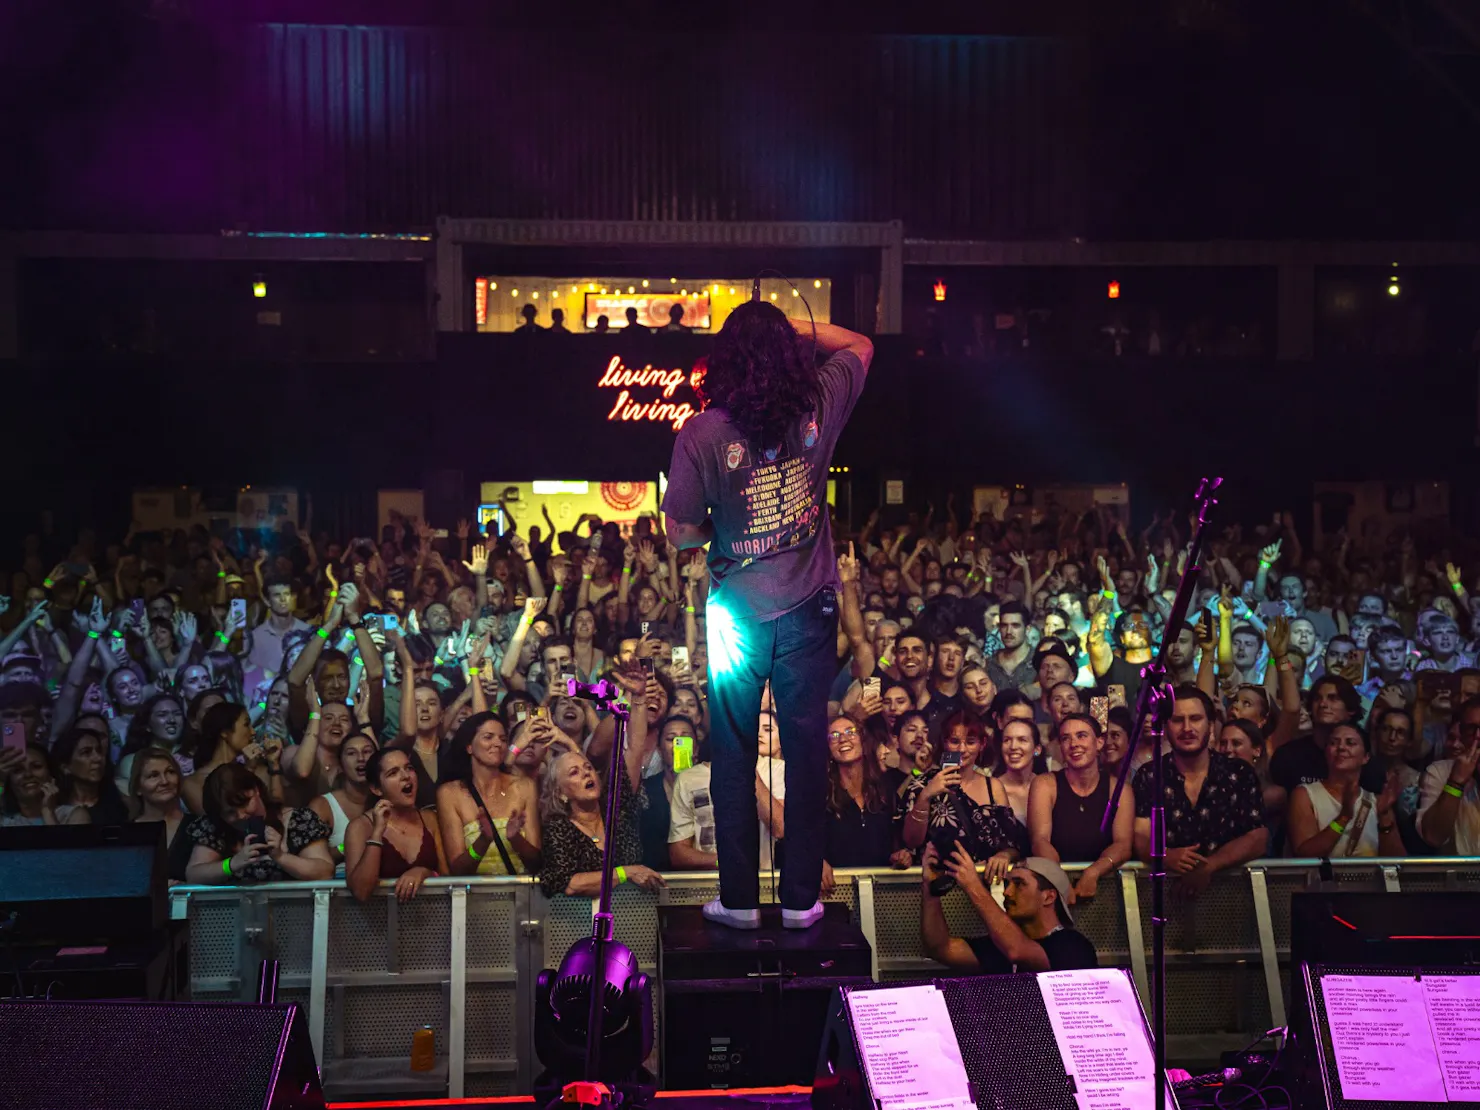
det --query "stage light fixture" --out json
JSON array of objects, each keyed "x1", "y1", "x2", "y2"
[
  {"x1": 642, "y1": 279, "x2": 649, "y2": 287},
  {"x1": 1388, "y1": 283, "x2": 1400, "y2": 296},
  {"x1": 252, "y1": 278, "x2": 267, "y2": 298}
]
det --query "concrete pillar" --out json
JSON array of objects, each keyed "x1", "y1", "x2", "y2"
[
  {"x1": 1277, "y1": 263, "x2": 1314, "y2": 361},
  {"x1": 434, "y1": 216, "x2": 465, "y2": 333},
  {"x1": 878, "y1": 220, "x2": 904, "y2": 335}
]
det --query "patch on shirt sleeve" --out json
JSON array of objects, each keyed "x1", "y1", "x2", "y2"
[
  {"x1": 723, "y1": 441, "x2": 750, "y2": 471},
  {"x1": 802, "y1": 417, "x2": 819, "y2": 449}
]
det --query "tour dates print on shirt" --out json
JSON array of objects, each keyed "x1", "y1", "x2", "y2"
[{"x1": 726, "y1": 441, "x2": 823, "y2": 564}]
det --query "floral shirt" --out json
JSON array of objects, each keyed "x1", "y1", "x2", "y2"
[
  {"x1": 1132, "y1": 751, "x2": 1265, "y2": 854},
  {"x1": 184, "y1": 808, "x2": 331, "y2": 884},
  {"x1": 898, "y1": 768, "x2": 1029, "y2": 862},
  {"x1": 539, "y1": 767, "x2": 645, "y2": 898}
]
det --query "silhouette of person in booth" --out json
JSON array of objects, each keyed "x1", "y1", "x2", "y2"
[
  {"x1": 660, "y1": 303, "x2": 692, "y2": 334},
  {"x1": 514, "y1": 304, "x2": 544, "y2": 335},
  {"x1": 593, "y1": 315, "x2": 611, "y2": 335},
  {"x1": 549, "y1": 307, "x2": 569, "y2": 335},
  {"x1": 620, "y1": 306, "x2": 650, "y2": 346}
]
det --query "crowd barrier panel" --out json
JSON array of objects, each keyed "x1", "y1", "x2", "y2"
[{"x1": 168, "y1": 857, "x2": 1480, "y2": 1101}]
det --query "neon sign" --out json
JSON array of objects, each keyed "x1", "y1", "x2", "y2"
[{"x1": 598, "y1": 355, "x2": 698, "y2": 432}]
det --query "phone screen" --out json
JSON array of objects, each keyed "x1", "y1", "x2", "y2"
[
  {"x1": 941, "y1": 752, "x2": 962, "y2": 770},
  {"x1": 640, "y1": 656, "x2": 655, "y2": 677},
  {"x1": 229, "y1": 598, "x2": 247, "y2": 626},
  {"x1": 864, "y1": 677, "x2": 882, "y2": 700},
  {"x1": 1, "y1": 721, "x2": 26, "y2": 754},
  {"x1": 1090, "y1": 696, "x2": 1109, "y2": 730},
  {"x1": 382, "y1": 613, "x2": 400, "y2": 634},
  {"x1": 671, "y1": 646, "x2": 688, "y2": 668}
]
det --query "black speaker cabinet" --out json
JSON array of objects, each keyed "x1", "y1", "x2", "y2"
[
  {"x1": 0, "y1": 822, "x2": 167, "y2": 943},
  {"x1": 659, "y1": 903, "x2": 872, "y2": 1090},
  {"x1": 0, "y1": 999, "x2": 326, "y2": 1110}
]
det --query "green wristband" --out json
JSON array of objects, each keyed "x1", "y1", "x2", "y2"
[
  {"x1": 467, "y1": 842, "x2": 483, "y2": 862},
  {"x1": 1443, "y1": 783, "x2": 1464, "y2": 798},
  {"x1": 222, "y1": 857, "x2": 233, "y2": 877},
  {"x1": 87, "y1": 630, "x2": 100, "y2": 640},
  {"x1": 1328, "y1": 818, "x2": 1346, "y2": 835},
  {"x1": 316, "y1": 627, "x2": 329, "y2": 639},
  {"x1": 614, "y1": 866, "x2": 628, "y2": 884}
]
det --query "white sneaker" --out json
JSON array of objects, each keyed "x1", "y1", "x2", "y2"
[
  {"x1": 782, "y1": 902, "x2": 824, "y2": 930},
  {"x1": 702, "y1": 898, "x2": 760, "y2": 930}
]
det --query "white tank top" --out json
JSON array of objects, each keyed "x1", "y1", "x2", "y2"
[
  {"x1": 1299, "y1": 781, "x2": 1380, "y2": 857},
  {"x1": 324, "y1": 793, "x2": 352, "y2": 852}
]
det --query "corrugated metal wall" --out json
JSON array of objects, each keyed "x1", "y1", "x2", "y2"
[{"x1": 216, "y1": 26, "x2": 1083, "y2": 237}]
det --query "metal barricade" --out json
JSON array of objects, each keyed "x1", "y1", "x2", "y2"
[{"x1": 168, "y1": 857, "x2": 1480, "y2": 1100}]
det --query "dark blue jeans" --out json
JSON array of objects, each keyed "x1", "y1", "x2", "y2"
[{"x1": 706, "y1": 587, "x2": 838, "y2": 911}]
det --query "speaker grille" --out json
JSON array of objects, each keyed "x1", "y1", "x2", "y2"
[{"x1": 1, "y1": 1000, "x2": 292, "y2": 1110}]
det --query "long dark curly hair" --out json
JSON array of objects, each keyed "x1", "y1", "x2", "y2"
[{"x1": 702, "y1": 301, "x2": 817, "y2": 449}]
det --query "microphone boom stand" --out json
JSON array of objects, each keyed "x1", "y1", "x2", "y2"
[
  {"x1": 1100, "y1": 477, "x2": 1221, "y2": 1110},
  {"x1": 575, "y1": 678, "x2": 631, "y2": 1085}
]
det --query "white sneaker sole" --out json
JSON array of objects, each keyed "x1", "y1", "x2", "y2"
[
  {"x1": 781, "y1": 905, "x2": 824, "y2": 930},
  {"x1": 702, "y1": 901, "x2": 761, "y2": 930}
]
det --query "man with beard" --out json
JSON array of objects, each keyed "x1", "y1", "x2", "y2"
[
  {"x1": 892, "y1": 632, "x2": 933, "y2": 708},
  {"x1": 1269, "y1": 675, "x2": 1361, "y2": 794},
  {"x1": 1166, "y1": 621, "x2": 1200, "y2": 685},
  {"x1": 1228, "y1": 622, "x2": 1267, "y2": 683},
  {"x1": 987, "y1": 602, "x2": 1034, "y2": 691},
  {"x1": 1132, "y1": 686, "x2": 1267, "y2": 896},
  {"x1": 1090, "y1": 607, "x2": 1153, "y2": 707},
  {"x1": 877, "y1": 565, "x2": 908, "y2": 623},
  {"x1": 1277, "y1": 574, "x2": 1338, "y2": 642}
]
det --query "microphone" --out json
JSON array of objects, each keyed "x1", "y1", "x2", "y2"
[
  {"x1": 752, "y1": 276, "x2": 762, "y2": 303},
  {"x1": 1172, "y1": 1067, "x2": 1241, "y2": 1090}
]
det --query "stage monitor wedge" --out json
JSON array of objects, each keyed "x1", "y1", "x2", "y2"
[{"x1": 0, "y1": 999, "x2": 326, "y2": 1110}]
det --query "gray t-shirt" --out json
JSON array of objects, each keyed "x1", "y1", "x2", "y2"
[{"x1": 661, "y1": 349, "x2": 866, "y2": 623}]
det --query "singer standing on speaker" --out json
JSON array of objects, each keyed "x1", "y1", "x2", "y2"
[{"x1": 662, "y1": 296, "x2": 872, "y2": 930}]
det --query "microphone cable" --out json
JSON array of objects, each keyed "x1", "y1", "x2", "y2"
[{"x1": 750, "y1": 268, "x2": 818, "y2": 371}]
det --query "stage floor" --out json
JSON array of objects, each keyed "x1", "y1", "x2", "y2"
[{"x1": 328, "y1": 1087, "x2": 815, "y2": 1110}]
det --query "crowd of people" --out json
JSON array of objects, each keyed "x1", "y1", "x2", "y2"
[{"x1": 2, "y1": 497, "x2": 1477, "y2": 971}]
